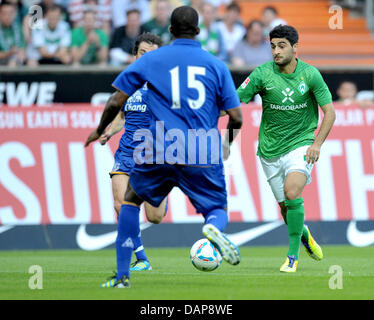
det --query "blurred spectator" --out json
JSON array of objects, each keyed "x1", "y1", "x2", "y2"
[
  {"x1": 232, "y1": 20, "x2": 272, "y2": 67},
  {"x1": 216, "y1": 1, "x2": 245, "y2": 63},
  {"x1": 149, "y1": 0, "x2": 184, "y2": 17},
  {"x1": 6, "y1": 0, "x2": 28, "y2": 25},
  {"x1": 71, "y1": 10, "x2": 108, "y2": 66},
  {"x1": 39, "y1": 0, "x2": 69, "y2": 20},
  {"x1": 197, "y1": 1, "x2": 226, "y2": 60},
  {"x1": 68, "y1": 0, "x2": 111, "y2": 35},
  {"x1": 188, "y1": 0, "x2": 203, "y2": 17},
  {"x1": 356, "y1": 90, "x2": 374, "y2": 108},
  {"x1": 142, "y1": 0, "x2": 172, "y2": 45},
  {"x1": 262, "y1": 6, "x2": 287, "y2": 38},
  {"x1": 336, "y1": 81, "x2": 358, "y2": 105},
  {"x1": 109, "y1": 9, "x2": 144, "y2": 66},
  {"x1": 55, "y1": 0, "x2": 71, "y2": 9},
  {"x1": 204, "y1": 0, "x2": 231, "y2": 7},
  {"x1": 23, "y1": 0, "x2": 70, "y2": 43},
  {"x1": 0, "y1": 2, "x2": 26, "y2": 66},
  {"x1": 27, "y1": 4, "x2": 71, "y2": 65},
  {"x1": 111, "y1": 0, "x2": 150, "y2": 29}
]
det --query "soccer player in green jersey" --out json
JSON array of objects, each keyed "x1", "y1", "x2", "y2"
[{"x1": 237, "y1": 25, "x2": 336, "y2": 272}]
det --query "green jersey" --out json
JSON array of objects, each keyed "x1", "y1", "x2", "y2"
[{"x1": 237, "y1": 59, "x2": 332, "y2": 159}]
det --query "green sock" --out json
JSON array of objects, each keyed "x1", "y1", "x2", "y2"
[
  {"x1": 280, "y1": 205, "x2": 309, "y2": 243},
  {"x1": 284, "y1": 198, "x2": 305, "y2": 260}
]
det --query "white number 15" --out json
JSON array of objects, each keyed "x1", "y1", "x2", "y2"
[{"x1": 170, "y1": 66, "x2": 206, "y2": 110}]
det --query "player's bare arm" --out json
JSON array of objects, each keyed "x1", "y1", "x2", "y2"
[
  {"x1": 305, "y1": 102, "x2": 336, "y2": 164},
  {"x1": 85, "y1": 90, "x2": 129, "y2": 147},
  {"x1": 222, "y1": 106, "x2": 243, "y2": 160},
  {"x1": 99, "y1": 111, "x2": 126, "y2": 145}
]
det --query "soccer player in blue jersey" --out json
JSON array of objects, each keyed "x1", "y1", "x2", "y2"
[
  {"x1": 85, "y1": 6, "x2": 243, "y2": 288},
  {"x1": 96, "y1": 33, "x2": 167, "y2": 272}
]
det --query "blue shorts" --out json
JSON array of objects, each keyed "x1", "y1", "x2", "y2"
[
  {"x1": 109, "y1": 149, "x2": 135, "y2": 177},
  {"x1": 130, "y1": 163, "x2": 227, "y2": 214}
]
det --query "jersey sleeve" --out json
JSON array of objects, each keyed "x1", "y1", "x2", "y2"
[
  {"x1": 112, "y1": 56, "x2": 147, "y2": 97},
  {"x1": 218, "y1": 64, "x2": 241, "y2": 111},
  {"x1": 236, "y1": 67, "x2": 263, "y2": 103},
  {"x1": 309, "y1": 67, "x2": 333, "y2": 107}
]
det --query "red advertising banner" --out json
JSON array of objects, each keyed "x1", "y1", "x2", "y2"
[{"x1": 0, "y1": 103, "x2": 373, "y2": 225}]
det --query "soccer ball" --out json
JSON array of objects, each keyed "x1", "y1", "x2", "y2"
[{"x1": 190, "y1": 238, "x2": 222, "y2": 272}]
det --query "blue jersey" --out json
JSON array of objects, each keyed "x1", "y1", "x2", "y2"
[
  {"x1": 112, "y1": 38, "x2": 240, "y2": 165},
  {"x1": 118, "y1": 84, "x2": 151, "y2": 158}
]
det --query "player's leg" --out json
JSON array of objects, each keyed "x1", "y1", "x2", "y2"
[
  {"x1": 144, "y1": 197, "x2": 168, "y2": 224},
  {"x1": 101, "y1": 179, "x2": 143, "y2": 288},
  {"x1": 129, "y1": 197, "x2": 168, "y2": 271},
  {"x1": 177, "y1": 164, "x2": 240, "y2": 265},
  {"x1": 111, "y1": 153, "x2": 151, "y2": 270},
  {"x1": 111, "y1": 173, "x2": 128, "y2": 217},
  {"x1": 110, "y1": 164, "x2": 175, "y2": 286},
  {"x1": 278, "y1": 201, "x2": 322, "y2": 261},
  {"x1": 106, "y1": 180, "x2": 144, "y2": 287},
  {"x1": 281, "y1": 171, "x2": 307, "y2": 272},
  {"x1": 280, "y1": 146, "x2": 323, "y2": 272}
]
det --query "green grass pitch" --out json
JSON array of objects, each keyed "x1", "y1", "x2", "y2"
[{"x1": 0, "y1": 245, "x2": 373, "y2": 300}]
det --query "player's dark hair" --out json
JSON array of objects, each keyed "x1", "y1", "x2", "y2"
[
  {"x1": 262, "y1": 6, "x2": 278, "y2": 16},
  {"x1": 170, "y1": 6, "x2": 199, "y2": 38},
  {"x1": 269, "y1": 25, "x2": 298, "y2": 46},
  {"x1": 133, "y1": 32, "x2": 163, "y2": 55}
]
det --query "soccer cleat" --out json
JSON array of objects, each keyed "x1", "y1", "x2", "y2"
[
  {"x1": 302, "y1": 225, "x2": 323, "y2": 261},
  {"x1": 100, "y1": 274, "x2": 131, "y2": 288},
  {"x1": 280, "y1": 255, "x2": 298, "y2": 273},
  {"x1": 130, "y1": 260, "x2": 152, "y2": 271},
  {"x1": 202, "y1": 223, "x2": 241, "y2": 265}
]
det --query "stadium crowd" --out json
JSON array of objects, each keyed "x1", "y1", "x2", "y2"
[
  {"x1": 0, "y1": 0, "x2": 373, "y2": 106},
  {"x1": 0, "y1": 0, "x2": 284, "y2": 67}
]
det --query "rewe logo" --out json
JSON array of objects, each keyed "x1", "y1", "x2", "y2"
[{"x1": 281, "y1": 88, "x2": 294, "y2": 103}]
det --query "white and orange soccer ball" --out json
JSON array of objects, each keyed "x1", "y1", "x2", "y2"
[{"x1": 190, "y1": 238, "x2": 222, "y2": 272}]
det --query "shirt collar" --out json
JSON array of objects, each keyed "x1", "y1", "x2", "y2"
[{"x1": 171, "y1": 38, "x2": 201, "y2": 48}]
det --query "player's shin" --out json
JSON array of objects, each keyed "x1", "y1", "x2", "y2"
[
  {"x1": 284, "y1": 198, "x2": 305, "y2": 260},
  {"x1": 280, "y1": 205, "x2": 309, "y2": 242},
  {"x1": 116, "y1": 203, "x2": 141, "y2": 279},
  {"x1": 203, "y1": 208, "x2": 228, "y2": 232}
]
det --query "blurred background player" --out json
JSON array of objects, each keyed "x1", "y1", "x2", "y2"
[
  {"x1": 88, "y1": 32, "x2": 166, "y2": 272},
  {"x1": 85, "y1": 5, "x2": 243, "y2": 288},
  {"x1": 237, "y1": 25, "x2": 336, "y2": 273}
]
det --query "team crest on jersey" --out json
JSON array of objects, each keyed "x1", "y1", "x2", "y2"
[
  {"x1": 241, "y1": 77, "x2": 250, "y2": 89},
  {"x1": 298, "y1": 81, "x2": 307, "y2": 95}
]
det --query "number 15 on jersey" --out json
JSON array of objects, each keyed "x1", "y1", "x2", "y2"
[{"x1": 170, "y1": 66, "x2": 206, "y2": 110}]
